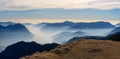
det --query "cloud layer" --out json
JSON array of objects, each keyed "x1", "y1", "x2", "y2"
[{"x1": 0, "y1": 0, "x2": 120, "y2": 10}]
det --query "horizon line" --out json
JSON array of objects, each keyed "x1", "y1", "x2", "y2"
[{"x1": 0, "y1": 19, "x2": 119, "y2": 25}]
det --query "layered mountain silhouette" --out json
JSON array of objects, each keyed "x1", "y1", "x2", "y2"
[
  {"x1": 69, "y1": 21, "x2": 115, "y2": 30},
  {"x1": 0, "y1": 23, "x2": 33, "y2": 39},
  {"x1": 0, "y1": 21, "x2": 118, "y2": 59},
  {"x1": 0, "y1": 22, "x2": 14, "y2": 26},
  {"x1": 0, "y1": 41, "x2": 59, "y2": 59},
  {"x1": 39, "y1": 21, "x2": 74, "y2": 32},
  {"x1": 36, "y1": 21, "x2": 115, "y2": 33},
  {"x1": 21, "y1": 39, "x2": 120, "y2": 59},
  {"x1": 53, "y1": 31, "x2": 85, "y2": 44}
]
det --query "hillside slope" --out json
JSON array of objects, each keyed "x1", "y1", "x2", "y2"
[{"x1": 21, "y1": 39, "x2": 120, "y2": 59}]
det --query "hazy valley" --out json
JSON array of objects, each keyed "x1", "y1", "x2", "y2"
[
  {"x1": 0, "y1": 21, "x2": 120, "y2": 59},
  {"x1": 0, "y1": 0, "x2": 120, "y2": 59}
]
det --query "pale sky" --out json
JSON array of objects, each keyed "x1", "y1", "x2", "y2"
[
  {"x1": 0, "y1": 0, "x2": 120, "y2": 10},
  {"x1": 0, "y1": 0, "x2": 120, "y2": 24}
]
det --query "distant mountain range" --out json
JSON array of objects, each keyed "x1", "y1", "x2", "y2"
[
  {"x1": 0, "y1": 22, "x2": 15, "y2": 26},
  {"x1": 0, "y1": 23, "x2": 33, "y2": 39},
  {"x1": 69, "y1": 21, "x2": 115, "y2": 30},
  {"x1": 35, "y1": 21, "x2": 115, "y2": 33},
  {"x1": 52, "y1": 31, "x2": 85, "y2": 44},
  {"x1": 1, "y1": 29, "x2": 118, "y2": 59},
  {"x1": 0, "y1": 41, "x2": 59, "y2": 59},
  {"x1": 38, "y1": 21, "x2": 74, "y2": 32},
  {"x1": 0, "y1": 21, "x2": 119, "y2": 59},
  {"x1": 34, "y1": 21, "x2": 115, "y2": 44}
]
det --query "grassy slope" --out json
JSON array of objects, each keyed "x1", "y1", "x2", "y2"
[{"x1": 21, "y1": 39, "x2": 120, "y2": 59}]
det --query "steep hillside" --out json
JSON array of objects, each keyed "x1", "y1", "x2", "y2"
[{"x1": 21, "y1": 39, "x2": 120, "y2": 59}]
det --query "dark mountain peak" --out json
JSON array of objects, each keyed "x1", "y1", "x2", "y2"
[
  {"x1": 4, "y1": 41, "x2": 41, "y2": 51},
  {"x1": 0, "y1": 41, "x2": 59, "y2": 59},
  {"x1": 11, "y1": 41, "x2": 38, "y2": 46}
]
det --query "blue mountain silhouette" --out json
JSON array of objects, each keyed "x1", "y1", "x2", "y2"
[{"x1": 0, "y1": 23, "x2": 33, "y2": 39}]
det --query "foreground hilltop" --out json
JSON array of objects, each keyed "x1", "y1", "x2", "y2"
[{"x1": 21, "y1": 39, "x2": 120, "y2": 59}]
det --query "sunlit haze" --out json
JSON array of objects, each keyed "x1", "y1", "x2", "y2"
[{"x1": 0, "y1": 19, "x2": 119, "y2": 25}]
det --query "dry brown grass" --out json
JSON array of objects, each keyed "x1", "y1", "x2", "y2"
[{"x1": 21, "y1": 39, "x2": 120, "y2": 59}]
